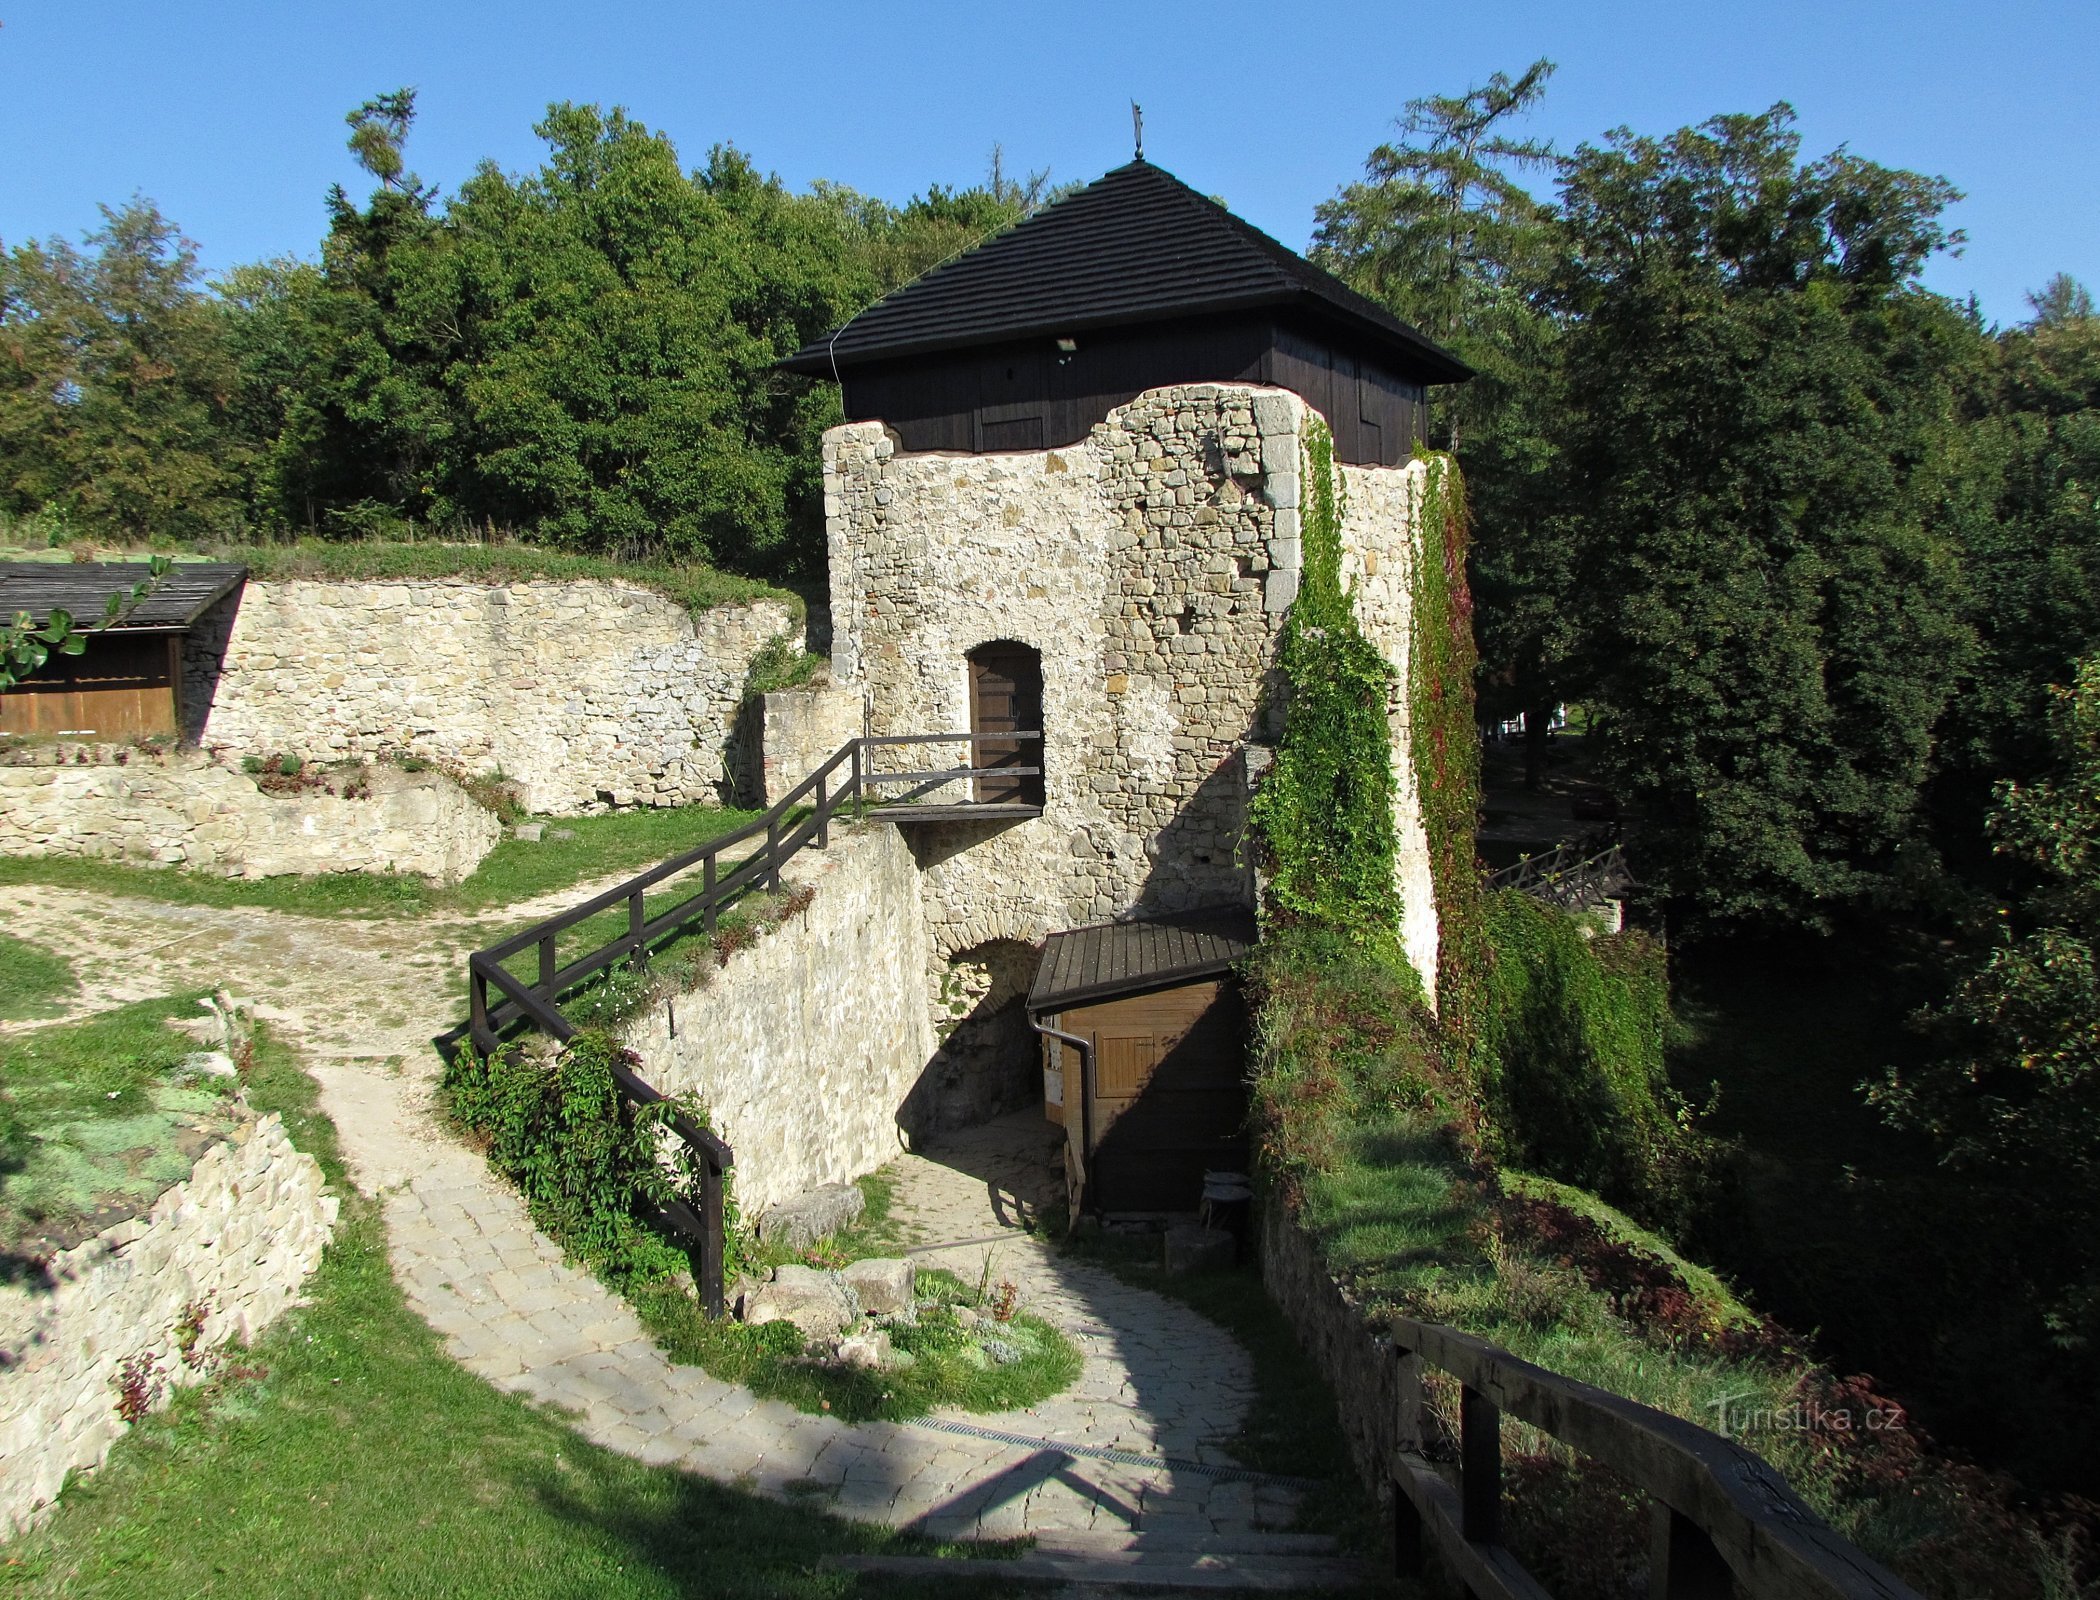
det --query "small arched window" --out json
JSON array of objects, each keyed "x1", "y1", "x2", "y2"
[{"x1": 967, "y1": 642, "x2": 1044, "y2": 807}]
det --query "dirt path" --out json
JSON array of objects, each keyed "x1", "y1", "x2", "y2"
[{"x1": 7, "y1": 884, "x2": 1300, "y2": 1537}]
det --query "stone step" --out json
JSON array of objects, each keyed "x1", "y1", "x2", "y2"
[
  {"x1": 1031, "y1": 1529, "x2": 1343, "y2": 1558},
  {"x1": 829, "y1": 1550, "x2": 1381, "y2": 1592}
]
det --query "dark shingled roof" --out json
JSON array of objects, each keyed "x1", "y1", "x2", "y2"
[
  {"x1": 0, "y1": 562, "x2": 246, "y2": 633},
  {"x1": 1028, "y1": 905, "x2": 1258, "y2": 1013},
  {"x1": 782, "y1": 160, "x2": 1471, "y2": 384}
]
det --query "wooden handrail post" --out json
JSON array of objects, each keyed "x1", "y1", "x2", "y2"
[
  {"x1": 1395, "y1": 1346, "x2": 1425, "y2": 1453},
  {"x1": 538, "y1": 933, "x2": 555, "y2": 997},
  {"x1": 700, "y1": 1156, "x2": 726, "y2": 1317},
  {"x1": 469, "y1": 966, "x2": 488, "y2": 1047},
  {"x1": 850, "y1": 737, "x2": 862, "y2": 805},
  {"x1": 703, "y1": 853, "x2": 717, "y2": 935},
  {"x1": 1651, "y1": 1503, "x2": 1733, "y2": 1599},
  {"x1": 628, "y1": 891, "x2": 645, "y2": 967},
  {"x1": 1392, "y1": 1480, "x2": 1425, "y2": 1576},
  {"x1": 765, "y1": 815, "x2": 781, "y2": 891},
  {"x1": 1460, "y1": 1384, "x2": 1502, "y2": 1545},
  {"x1": 816, "y1": 767, "x2": 829, "y2": 849}
]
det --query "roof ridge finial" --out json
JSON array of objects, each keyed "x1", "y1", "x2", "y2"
[{"x1": 1131, "y1": 101, "x2": 1144, "y2": 163}]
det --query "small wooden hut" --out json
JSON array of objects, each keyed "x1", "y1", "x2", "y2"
[
  {"x1": 0, "y1": 562, "x2": 246, "y2": 740},
  {"x1": 1027, "y1": 908, "x2": 1256, "y2": 1215}
]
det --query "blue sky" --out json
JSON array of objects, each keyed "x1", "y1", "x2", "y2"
[{"x1": 2, "y1": 0, "x2": 2093, "y2": 326}]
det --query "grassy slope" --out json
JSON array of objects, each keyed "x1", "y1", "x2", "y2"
[
  {"x1": 0, "y1": 1028, "x2": 1019, "y2": 1600},
  {"x1": 0, "y1": 540, "x2": 801, "y2": 621},
  {"x1": 0, "y1": 802, "x2": 767, "y2": 922},
  {"x1": 0, "y1": 996, "x2": 242, "y2": 1250},
  {"x1": 0, "y1": 933, "x2": 76, "y2": 1021}
]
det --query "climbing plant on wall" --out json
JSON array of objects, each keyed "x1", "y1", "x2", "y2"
[
  {"x1": 1249, "y1": 418, "x2": 1404, "y2": 945},
  {"x1": 1411, "y1": 451, "x2": 1489, "y2": 1049}
]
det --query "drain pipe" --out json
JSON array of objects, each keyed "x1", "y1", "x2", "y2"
[{"x1": 1028, "y1": 1013, "x2": 1094, "y2": 1226}]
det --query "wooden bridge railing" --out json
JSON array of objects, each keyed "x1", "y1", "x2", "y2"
[
  {"x1": 464, "y1": 731, "x2": 1041, "y2": 1314},
  {"x1": 1387, "y1": 1313, "x2": 1920, "y2": 1600},
  {"x1": 1484, "y1": 837, "x2": 1635, "y2": 911}
]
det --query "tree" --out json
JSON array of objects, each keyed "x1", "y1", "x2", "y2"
[
  {"x1": 1547, "y1": 107, "x2": 1982, "y2": 924},
  {"x1": 1878, "y1": 655, "x2": 2100, "y2": 1392},
  {"x1": 1315, "y1": 61, "x2": 1571, "y2": 785},
  {"x1": 2026, "y1": 272, "x2": 2095, "y2": 329},
  {"x1": 0, "y1": 200, "x2": 246, "y2": 541}
]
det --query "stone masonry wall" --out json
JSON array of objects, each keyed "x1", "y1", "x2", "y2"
[
  {"x1": 825, "y1": 383, "x2": 1440, "y2": 997},
  {"x1": 182, "y1": 579, "x2": 799, "y2": 815},
  {"x1": 0, "y1": 746, "x2": 500, "y2": 883},
  {"x1": 619, "y1": 823, "x2": 936, "y2": 1217},
  {"x1": 759, "y1": 686, "x2": 863, "y2": 806},
  {"x1": 0, "y1": 1113, "x2": 337, "y2": 1537}
]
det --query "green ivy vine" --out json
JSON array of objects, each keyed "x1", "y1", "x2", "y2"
[
  {"x1": 1249, "y1": 417, "x2": 1404, "y2": 946},
  {"x1": 1410, "y1": 450, "x2": 1488, "y2": 1053}
]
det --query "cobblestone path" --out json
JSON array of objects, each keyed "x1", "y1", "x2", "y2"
[{"x1": 8, "y1": 886, "x2": 1299, "y2": 1536}]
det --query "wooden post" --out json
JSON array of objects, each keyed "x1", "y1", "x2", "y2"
[
  {"x1": 469, "y1": 967, "x2": 488, "y2": 1050},
  {"x1": 1650, "y1": 1504, "x2": 1732, "y2": 1599},
  {"x1": 1392, "y1": 1478, "x2": 1424, "y2": 1576},
  {"x1": 538, "y1": 934, "x2": 555, "y2": 998},
  {"x1": 1460, "y1": 1385, "x2": 1501, "y2": 1545},
  {"x1": 850, "y1": 738, "x2": 863, "y2": 811},
  {"x1": 765, "y1": 815, "x2": 781, "y2": 891},
  {"x1": 1395, "y1": 1347, "x2": 1425, "y2": 1453},
  {"x1": 703, "y1": 854, "x2": 717, "y2": 935},
  {"x1": 699, "y1": 1158, "x2": 726, "y2": 1318},
  {"x1": 816, "y1": 767, "x2": 829, "y2": 849},
  {"x1": 629, "y1": 891, "x2": 645, "y2": 967}
]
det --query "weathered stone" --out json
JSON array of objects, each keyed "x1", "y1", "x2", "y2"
[
  {"x1": 182, "y1": 1050, "x2": 239, "y2": 1079},
  {"x1": 753, "y1": 1182, "x2": 866, "y2": 1251},
  {"x1": 177, "y1": 577, "x2": 798, "y2": 815},
  {"x1": 740, "y1": 1265, "x2": 856, "y2": 1339},
  {"x1": 0, "y1": 1113, "x2": 334, "y2": 1537},
  {"x1": 514, "y1": 823, "x2": 545, "y2": 842},
  {"x1": 840, "y1": 1257, "x2": 915, "y2": 1317},
  {"x1": 1164, "y1": 1223, "x2": 1236, "y2": 1275},
  {"x1": 834, "y1": 1328, "x2": 892, "y2": 1369}
]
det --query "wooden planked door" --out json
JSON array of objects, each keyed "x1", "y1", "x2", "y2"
[
  {"x1": 967, "y1": 643, "x2": 1043, "y2": 805},
  {"x1": 1063, "y1": 980, "x2": 1248, "y2": 1214}
]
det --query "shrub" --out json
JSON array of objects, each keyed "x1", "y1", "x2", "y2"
[
  {"x1": 441, "y1": 1030, "x2": 718, "y2": 1288},
  {"x1": 1478, "y1": 891, "x2": 1713, "y2": 1227}
]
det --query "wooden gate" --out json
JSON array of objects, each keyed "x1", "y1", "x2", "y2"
[{"x1": 967, "y1": 643, "x2": 1044, "y2": 805}]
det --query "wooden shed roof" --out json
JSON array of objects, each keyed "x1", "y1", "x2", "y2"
[
  {"x1": 782, "y1": 160, "x2": 1472, "y2": 384},
  {"x1": 1028, "y1": 904, "x2": 1258, "y2": 1013},
  {"x1": 0, "y1": 562, "x2": 247, "y2": 634}
]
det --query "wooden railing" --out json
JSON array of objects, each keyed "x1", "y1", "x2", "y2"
[
  {"x1": 1484, "y1": 837, "x2": 1634, "y2": 911},
  {"x1": 463, "y1": 731, "x2": 1042, "y2": 1314},
  {"x1": 1387, "y1": 1313, "x2": 1920, "y2": 1599}
]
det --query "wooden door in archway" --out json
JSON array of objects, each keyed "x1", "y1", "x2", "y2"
[{"x1": 968, "y1": 643, "x2": 1043, "y2": 805}]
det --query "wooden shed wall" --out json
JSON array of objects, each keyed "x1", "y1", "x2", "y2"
[
  {"x1": 0, "y1": 633, "x2": 181, "y2": 739},
  {"x1": 842, "y1": 315, "x2": 1426, "y2": 466}
]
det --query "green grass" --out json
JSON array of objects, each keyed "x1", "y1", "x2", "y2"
[
  {"x1": 0, "y1": 1030, "x2": 1032, "y2": 1600},
  {"x1": 641, "y1": 1267, "x2": 1082, "y2": 1425},
  {"x1": 0, "y1": 801, "x2": 766, "y2": 923},
  {"x1": 0, "y1": 996, "x2": 244, "y2": 1255},
  {"x1": 0, "y1": 932, "x2": 77, "y2": 1020},
  {"x1": 0, "y1": 539, "x2": 801, "y2": 621}
]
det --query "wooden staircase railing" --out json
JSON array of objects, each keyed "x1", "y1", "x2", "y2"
[
  {"x1": 463, "y1": 731, "x2": 1042, "y2": 1314},
  {"x1": 1483, "y1": 837, "x2": 1635, "y2": 911},
  {"x1": 1386, "y1": 1312, "x2": 1920, "y2": 1599}
]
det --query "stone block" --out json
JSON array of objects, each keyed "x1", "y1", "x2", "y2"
[
  {"x1": 753, "y1": 1182, "x2": 866, "y2": 1251},
  {"x1": 741, "y1": 1266, "x2": 856, "y2": 1339},
  {"x1": 835, "y1": 1329, "x2": 892, "y2": 1369},
  {"x1": 1264, "y1": 569, "x2": 1300, "y2": 615},
  {"x1": 1164, "y1": 1224, "x2": 1236, "y2": 1275},
  {"x1": 840, "y1": 1257, "x2": 915, "y2": 1317}
]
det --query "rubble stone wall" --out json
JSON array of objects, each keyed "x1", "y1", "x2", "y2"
[
  {"x1": 824, "y1": 383, "x2": 1439, "y2": 997},
  {"x1": 0, "y1": 746, "x2": 500, "y2": 884},
  {"x1": 0, "y1": 1114, "x2": 337, "y2": 1538},
  {"x1": 182, "y1": 579, "x2": 799, "y2": 814},
  {"x1": 619, "y1": 823, "x2": 936, "y2": 1217}
]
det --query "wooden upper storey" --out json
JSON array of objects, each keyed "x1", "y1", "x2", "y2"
[{"x1": 783, "y1": 161, "x2": 1471, "y2": 467}]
